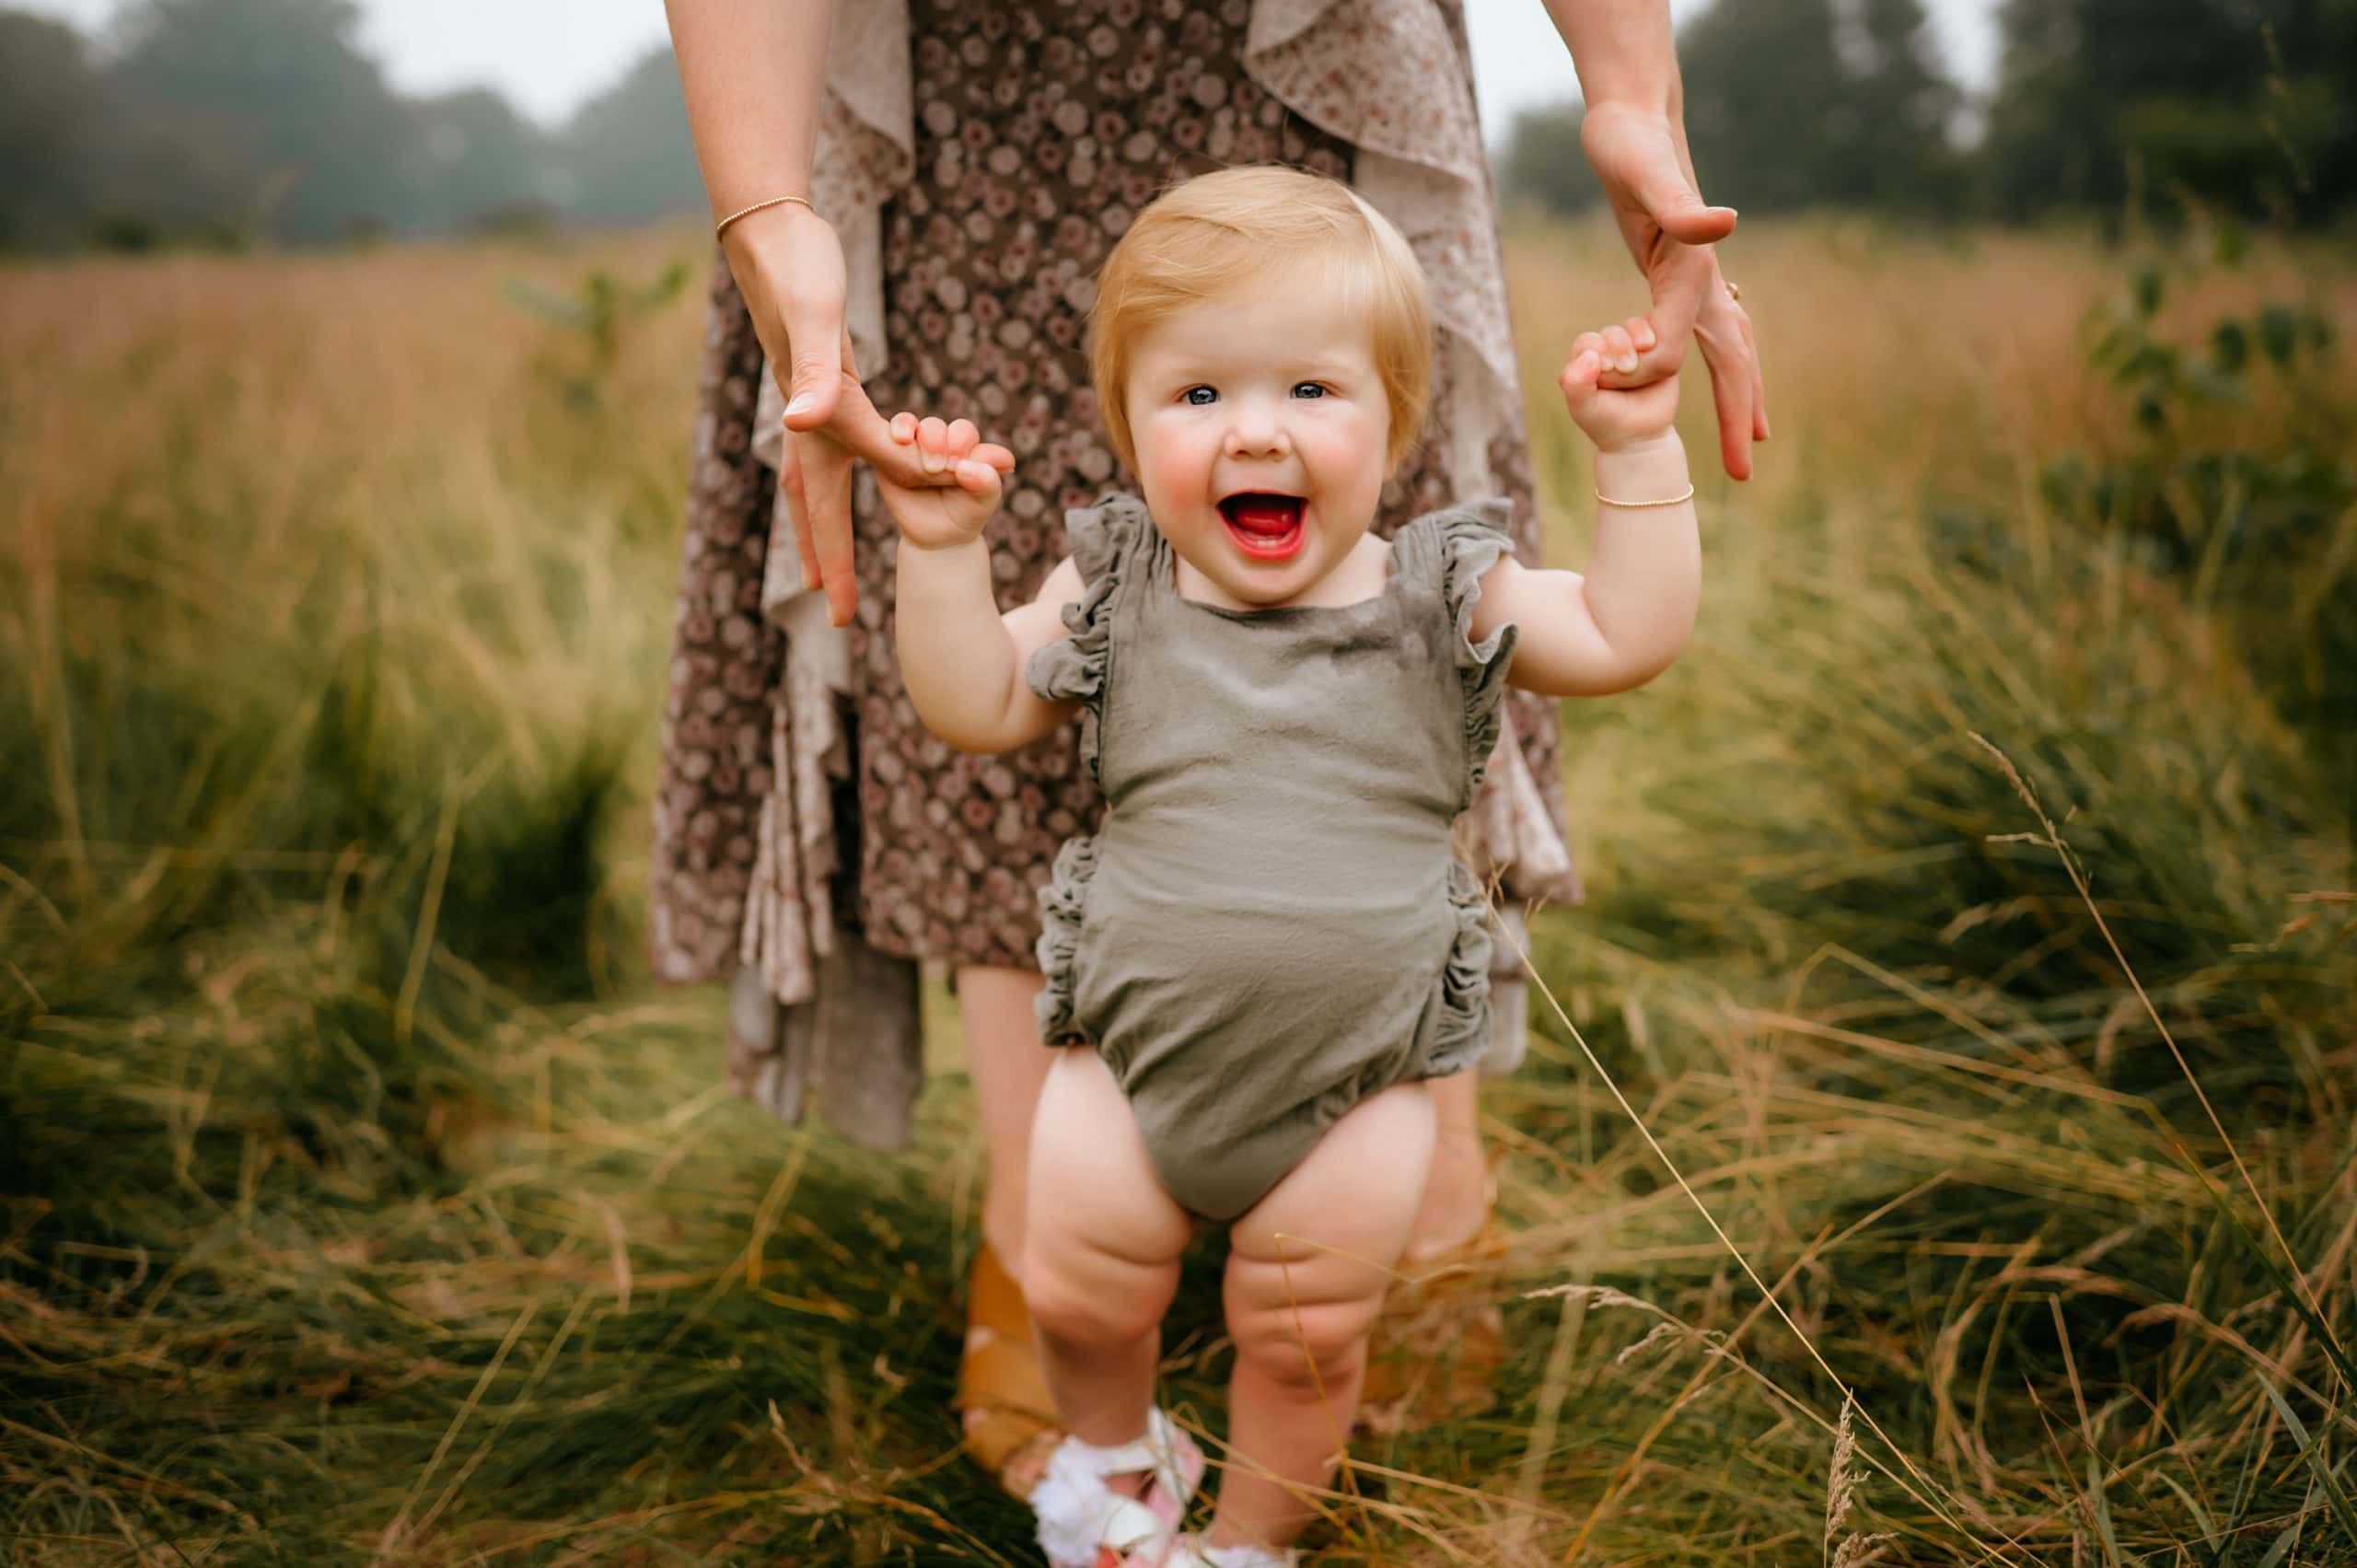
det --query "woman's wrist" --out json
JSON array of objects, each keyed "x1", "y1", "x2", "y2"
[
  {"x1": 719, "y1": 195, "x2": 826, "y2": 274},
  {"x1": 1548, "y1": 0, "x2": 1678, "y2": 122}
]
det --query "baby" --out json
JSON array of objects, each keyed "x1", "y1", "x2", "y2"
[{"x1": 875, "y1": 166, "x2": 1701, "y2": 1568}]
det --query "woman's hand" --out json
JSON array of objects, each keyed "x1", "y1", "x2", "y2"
[
  {"x1": 1557, "y1": 241, "x2": 1713, "y2": 447},
  {"x1": 724, "y1": 203, "x2": 1010, "y2": 623},
  {"x1": 1578, "y1": 101, "x2": 1768, "y2": 482},
  {"x1": 875, "y1": 413, "x2": 1009, "y2": 551}
]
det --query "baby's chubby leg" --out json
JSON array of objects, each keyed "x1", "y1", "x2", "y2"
[
  {"x1": 1213, "y1": 1081, "x2": 1437, "y2": 1551},
  {"x1": 1021, "y1": 1046, "x2": 1194, "y2": 1456}
]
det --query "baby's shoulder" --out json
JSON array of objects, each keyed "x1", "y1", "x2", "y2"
[
  {"x1": 1060, "y1": 490, "x2": 1154, "y2": 587},
  {"x1": 1396, "y1": 495, "x2": 1515, "y2": 555},
  {"x1": 1389, "y1": 496, "x2": 1517, "y2": 599}
]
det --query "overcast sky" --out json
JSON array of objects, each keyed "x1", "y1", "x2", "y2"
[{"x1": 24, "y1": 0, "x2": 1999, "y2": 134}]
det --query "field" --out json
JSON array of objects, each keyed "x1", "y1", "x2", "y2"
[{"x1": 5, "y1": 215, "x2": 2355, "y2": 1564}]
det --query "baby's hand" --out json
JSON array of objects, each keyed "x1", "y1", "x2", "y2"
[
  {"x1": 1559, "y1": 315, "x2": 1683, "y2": 455},
  {"x1": 874, "y1": 412, "x2": 1016, "y2": 552}
]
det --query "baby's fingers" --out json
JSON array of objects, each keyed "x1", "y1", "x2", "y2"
[
  {"x1": 1559, "y1": 344, "x2": 1603, "y2": 396},
  {"x1": 888, "y1": 411, "x2": 918, "y2": 444},
  {"x1": 915, "y1": 415, "x2": 951, "y2": 474},
  {"x1": 1561, "y1": 333, "x2": 1605, "y2": 393},
  {"x1": 954, "y1": 456, "x2": 1004, "y2": 507},
  {"x1": 945, "y1": 418, "x2": 980, "y2": 460},
  {"x1": 1599, "y1": 323, "x2": 1637, "y2": 377}
]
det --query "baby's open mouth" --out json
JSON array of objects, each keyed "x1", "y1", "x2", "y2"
[{"x1": 1218, "y1": 493, "x2": 1306, "y2": 561}]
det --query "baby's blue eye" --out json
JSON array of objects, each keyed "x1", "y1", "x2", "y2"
[
  {"x1": 1293, "y1": 382, "x2": 1326, "y2": 399},
  {"x1": 1183, "y1": 386, "x2": 1216, "y2": 406}
]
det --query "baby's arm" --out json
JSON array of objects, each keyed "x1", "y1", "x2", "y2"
[
  {"x1": 1473, "y1": 298, "x2": 1704, "y2": 698},
  {"x1": 878, "y1": 412, "x2": 1086, "y2": 752}
]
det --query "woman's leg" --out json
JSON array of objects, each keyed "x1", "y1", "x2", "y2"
[
  {"x1": 1406, "y1": 1068, "x2": 1489, "y2": 1261},
  {"x1": 957, "y1": 964, "x2": 1053, "y2": 1279},
  {"x1": 1214, "y1": 1081, "x2": 1438, "y2": 1549}
]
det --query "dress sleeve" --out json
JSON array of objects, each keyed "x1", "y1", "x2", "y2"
[
  {"x1": 1425, "y1": 498, "x2": 1522, "y2": 793},
  {"x1": 1024, "y1": 492, "x2": 1149, "y2": 784}
]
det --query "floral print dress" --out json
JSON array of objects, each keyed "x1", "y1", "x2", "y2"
[{"x1": 652, "y1": 0, "x2": 1582, "y2": 1144}]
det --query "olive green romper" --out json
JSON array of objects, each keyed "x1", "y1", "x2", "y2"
[{"x1": 1025, "y1": 492, "x2": 1521, "y2": 1223}]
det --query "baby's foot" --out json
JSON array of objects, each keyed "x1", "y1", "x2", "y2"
[
  {"x1": 1028, "y1": 1409, "x2": 1205, "y2": 1568},
  {"x1": 1132, "y1": 1535, "x2": 1298, "y2": 1568}
]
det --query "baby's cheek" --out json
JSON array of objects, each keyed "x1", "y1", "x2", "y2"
[
  {"x1": 1134, "y1": 430, "x2": 1209, "y2": 507},
  {"x1": 1312, "y1": 429, "x2": 1384, "y2": 507}
]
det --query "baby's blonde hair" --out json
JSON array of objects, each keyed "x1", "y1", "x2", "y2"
[{"x1": 1087, "y1": 165, "x2": 1432, "y2": 477}]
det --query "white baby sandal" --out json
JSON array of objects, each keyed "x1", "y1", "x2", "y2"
[
  {"x1": 1150, "y1": 1538, "x2": 1298, "y2": 1568},
  {"x1": 1028, "y1": 1406, "x2": 1207, "y2": 1568}
]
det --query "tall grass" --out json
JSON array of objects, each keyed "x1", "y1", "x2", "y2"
[{"x1": 4, "y1": 216, "x2": 2352, "y2": 1563}]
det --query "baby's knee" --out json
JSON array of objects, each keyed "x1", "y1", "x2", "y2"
[
  {"x1": 1025, "y1": 1258, "x2": 1172, "y2": 1349},
  {"x1": 1229, "y1": 1293, "x2": 1382, "y2": 1393}
]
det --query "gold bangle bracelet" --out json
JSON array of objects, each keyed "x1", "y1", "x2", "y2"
[
  {"x1": 1595, "y1": 482, "x2": 1695, "y2": 509},
  {"x1": 714, "y1": 193, "x2": 817, "y2": 242}
]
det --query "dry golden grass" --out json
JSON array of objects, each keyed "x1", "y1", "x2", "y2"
[{"x1": 4, "y1": 215, "x2": 2354, "y2": 1563}]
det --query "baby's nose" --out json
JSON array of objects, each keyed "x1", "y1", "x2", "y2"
[{"x1": 1224, "y1": 414, "x2": 1292, "y2": 459}]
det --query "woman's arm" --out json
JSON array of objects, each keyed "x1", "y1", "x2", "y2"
[
  {"x1": 1535, "y1": 0, "x2": 1769, "y2": 482},
  {"x1": 1539, "y1": 0, "x2": 1722, "y2": 244},
  {"x1": 665, "y1": 3, "x2": 976, "y2": 627},
  {"x1": 664, "y1": 0, "x2": 831, "y2": 230},
  {"x1": 1543, "y1": 0, "x2": 1676, "y2": 121}
]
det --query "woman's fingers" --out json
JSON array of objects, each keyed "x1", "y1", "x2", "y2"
[
  {"x1": 790, "y1": 429, "x2": 860, "y2": 624},
  {"x1": 1694, "y1": 297, "x2": 1759, "y2": 482},
  {"x1": 1620, "y1": 238, "x2": 1719, "y2": 389},
  {"x1": 780, "y1": 289, "x2": 847, "y2": 430},
  {"x1": 1689, "y1": 273, "x2": 1763, "y2": 479},
  {"x1": 1741, "y1": 309, "x2": 1770, "y2": 440},
  {"x1": 830, "y1": 390, "x2": 934, "y2": 485},
  {"x1": 777, "y1": 445, "x2": 821, "y2": 593}
]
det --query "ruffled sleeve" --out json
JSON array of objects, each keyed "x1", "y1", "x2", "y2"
[
  {"x1": 1419, "y1": 498, "x2": 1521, "y2": 800},
  {"x1": 1025, "y1": 492, "x2": 1150, "y2": 788}
]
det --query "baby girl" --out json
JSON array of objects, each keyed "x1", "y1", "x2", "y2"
[{"x1": 874, "y1": 166, "x2": 1702, "y2": 1567}]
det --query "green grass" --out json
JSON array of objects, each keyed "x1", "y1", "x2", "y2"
[{"x1": 5, "y1": 217, "x2": 2355, "y2": 1563}]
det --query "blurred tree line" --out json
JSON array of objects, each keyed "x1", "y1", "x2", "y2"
[
  {"x1": 8, "y1": 0, "x2": 2355, "y2": 250},
  {"x1": 0, "y1": 0, "x2": 702, "y2": 250},
  {"x1": 1500, "y1": 0, "x2": 2357, "y2": 226}
]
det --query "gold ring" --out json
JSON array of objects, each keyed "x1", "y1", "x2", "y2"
[{"x1": 1726, "y1": 280, "x2": 1743, "y2": 303}]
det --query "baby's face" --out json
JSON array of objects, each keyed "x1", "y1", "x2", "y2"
[{"x1": 1121, "y1": 270, "x2": 1391, "y2": 609}]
